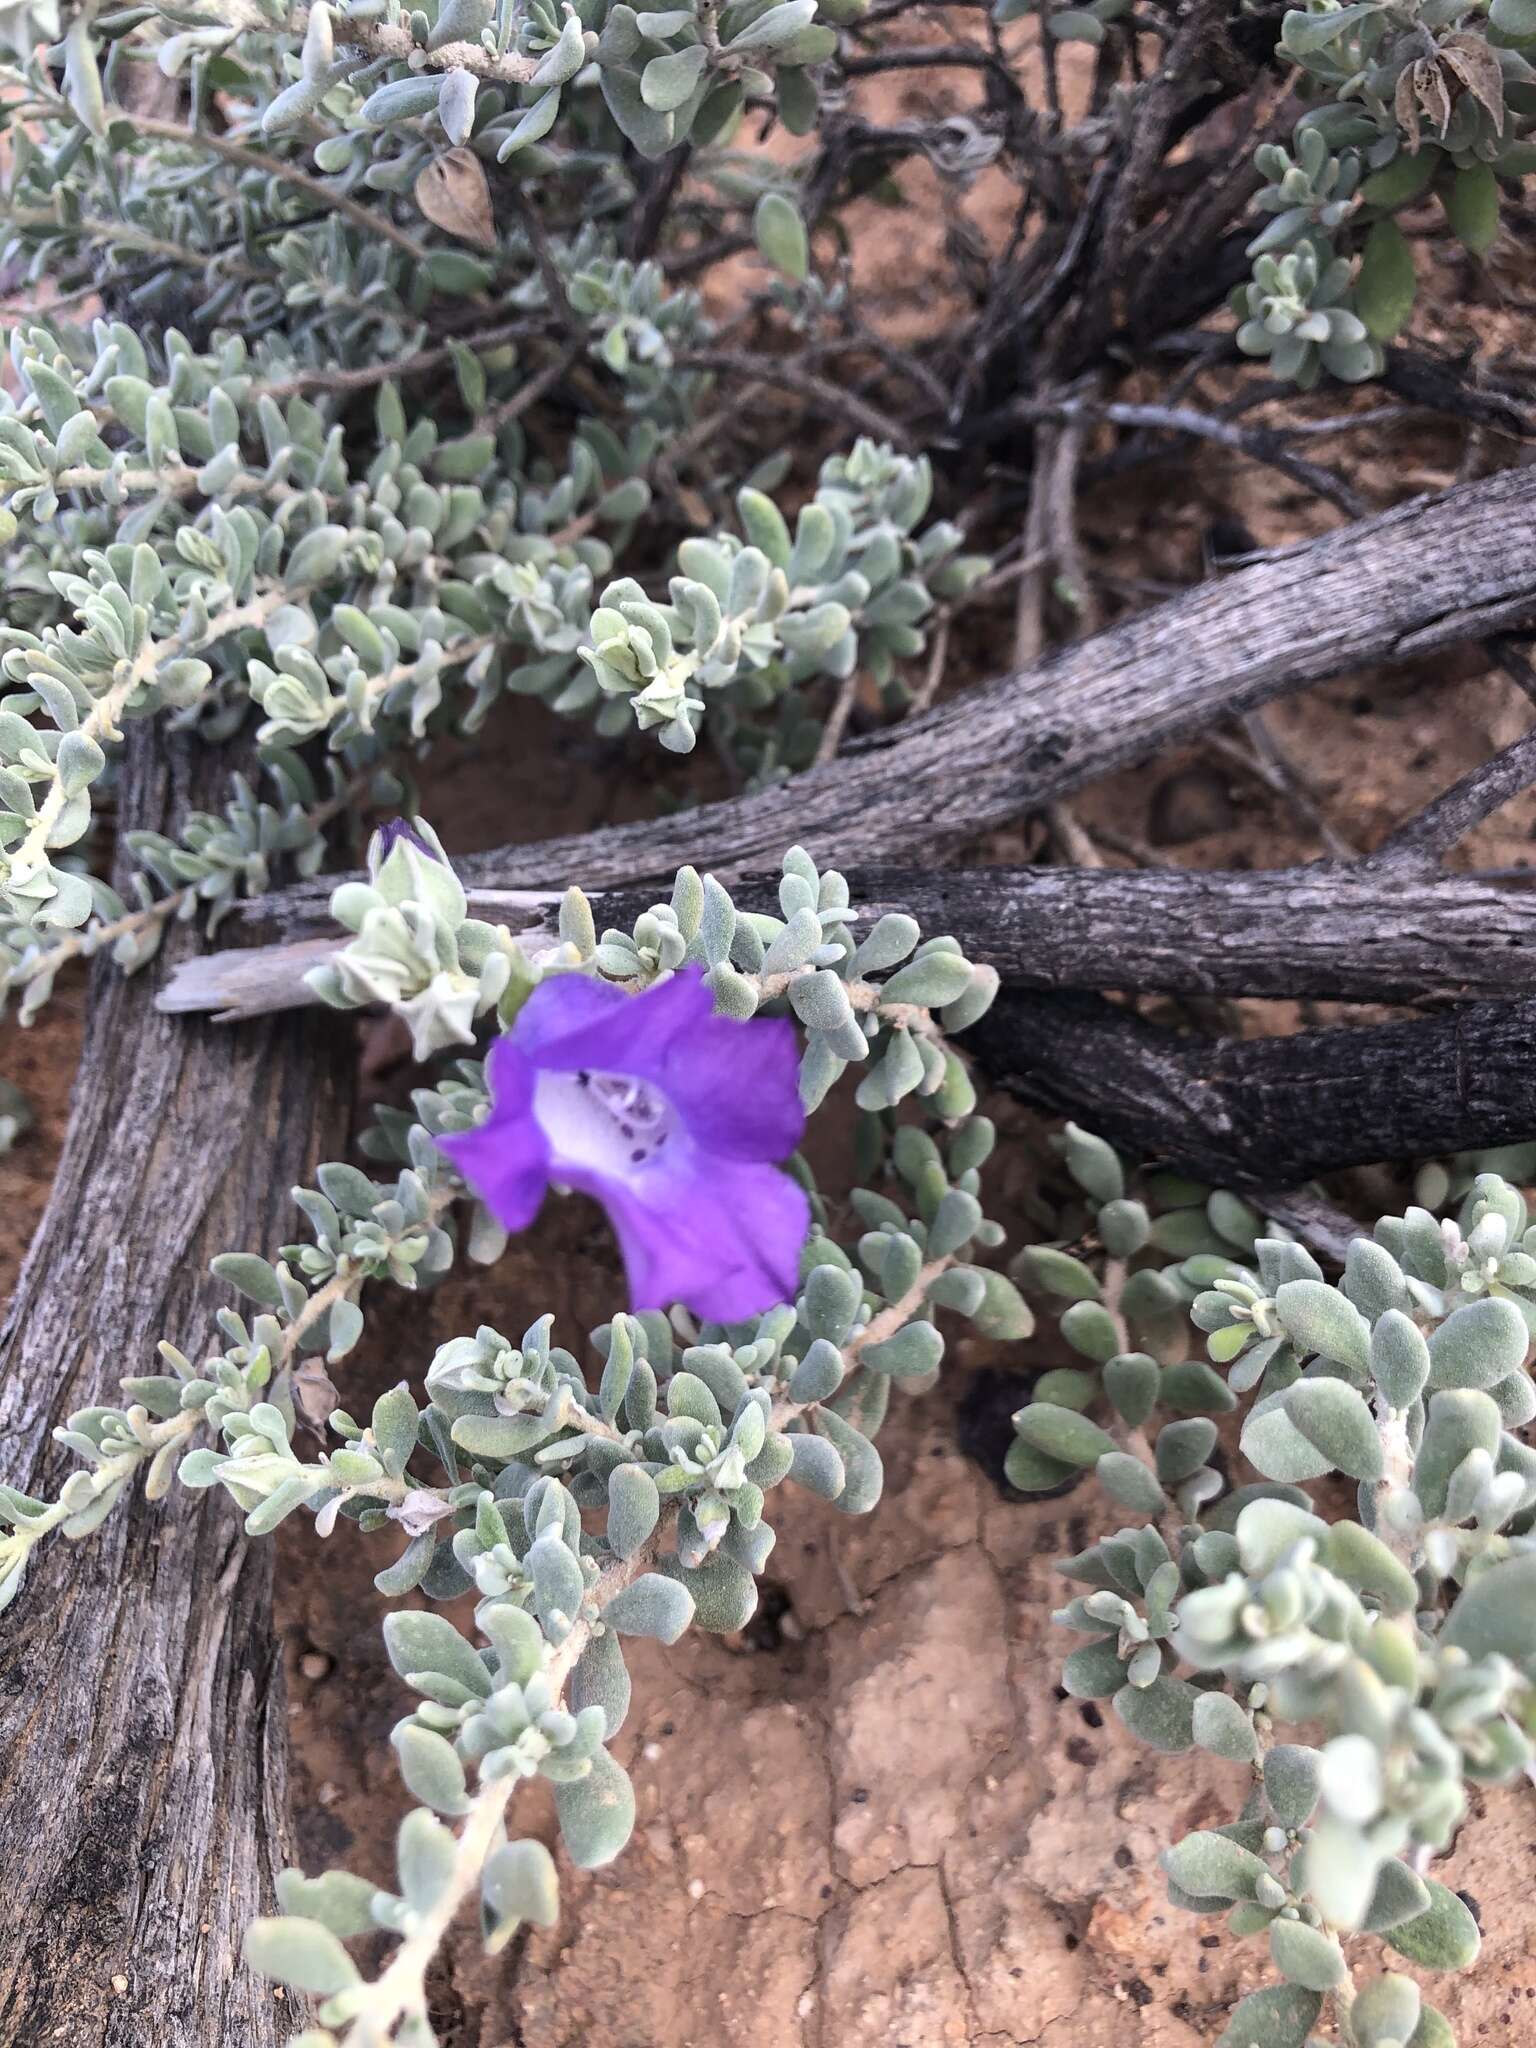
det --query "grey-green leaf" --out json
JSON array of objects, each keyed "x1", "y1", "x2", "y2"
[
  {"x1": 1162, "y1": 1829, "x2": 1269, "y2": 1901},
  {"x1": 1427, "y1": 1295, "x2": 1529, "y2": 1391},
  {"x1": 1352, "y1": 1972, "x2": 1422, "y2": 2048},
  {"x1": 1384, "y1": 1880, "x2": 1481, "y2": 1972},
  {"x1": 275, "y1": 1868, "x2": 384, "y2": 1939},
  {"x1": 1263, "y1": 1744, "x2": 1320, "y2": 1828},
  {"x1": 1095, "y1": 1452, "x2": 1167, "y2": 1515},
  {"x1": 243, "y1": 1915, "x2": 361, "y2": 1995},
  {"x1": 641, "y1": 43, "x2": 708, "y2": 113},
  {"x1": 753, "y1": 191, "x2": 809, "y2": 281},
  {"x1": 1361, "y1": 1856, "x2": 1431, "y2": 1933},
  {"x1": 1113, "y1": 1675, "x2": 1196, "y2": 1753},
  {"x1": 603, "y1": 1571, "x2": 694, "y2": 1644},
  {"x1": 383, "y1": 1611, "x2": 492, "y2": 1699},
  {"x1": 1215, "y1": 1984, "x2": 1322, "y2": 2048},
  {"x1": 813, "y1": 1406, "x2": 882, "y2": 1513},
  {"x1": 482, "y1": 1837, "x2": 560, "y2": 1936},
  {"x1": 1273, "y1": 1279, "x2": 1371, "y2": 1373},
  {"x1": 1282, "y1": 1377, "x2": 1383, "y2": 1481},
  {"x1": 1014, "y1": 1403, "x2": 1117, "y2": 1469},
  {"x1": 553, "y1": 1749, "x2": 636, "y2": 1869},
  {"x1": 1371, "y1": 1309, "x2": 1430, "y2": 1410},
  {"x1": 391, "y1": 1723, "x2": 470, "y2": 1816},
  {"x1": 1191, "y1": 1692, "x2": 1258, "y2": 1763},
  {"x1": 787, "y1": 1430, "x2": 846, "y2": 1499},
  {"x1": 1441, "y1": 1551, "x2": 1536, "y2": 1672},
  {"x1": 1269, "y1": 1917, "x2": 1345, "y2": 1991},
  {"x1": 607, "y1": 1464, "x2": 660, "y2": 1560}
]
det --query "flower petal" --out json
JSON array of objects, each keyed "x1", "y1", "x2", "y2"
[
  {"x1": 516, "y1": 968, "x2": 804, "y2": 1162},
  {"x1": 657, "y1": 1003, "x2": 804, "y2": 1162},
  {"x1": 436, "y1": 1038, "x2": 551, "y2": 1230},
  {"x1": 510, "y1": 970, "x2": 633, "y2": 1055},
  {"x1": 604, "y1": 1151, "x2": 811, "y2": 1323}
]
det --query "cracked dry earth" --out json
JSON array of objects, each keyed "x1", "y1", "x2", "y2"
[{"x1": 277, "y1": 1280, "x2": 1536, "y2": 2048}]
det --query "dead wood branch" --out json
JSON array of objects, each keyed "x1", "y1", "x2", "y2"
[
  {"x1": 970, "y1": 989, "x2": 1536, "y2": 1192},
  {"x1": 0, "y1": 727, "x2": 350, "y2": 2048},
  {"x1": 241, "y1": 466, "x2": 1536, "y2": 940}
]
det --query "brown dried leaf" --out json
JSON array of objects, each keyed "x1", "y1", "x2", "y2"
[
  {"x1": 1395, "y1": 65, "x2": 1421, "y2": 153},
  {"x1": 1441, "y1": 34, "x2": 1505, "y2": 134},
  {"x1": 294, "y1": 1359, "x2": 341, "y2": 1433},
  {"x1": 1414, "y1": 57, "x2": 1453, "y2": 140},
  {"x1": 414, "y1": 148, "x2": 495, "y2": 249}
]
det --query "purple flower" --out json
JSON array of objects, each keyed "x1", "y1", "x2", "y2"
[{"x1": 437, "y1": 969, "x2": 810, "y2": 1323}]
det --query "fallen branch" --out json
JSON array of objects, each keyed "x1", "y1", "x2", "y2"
[
  {"x1": 970, "y1": 988, "x2": 1536, "y2": 1192},
  {"x1": 702, "y1": 863, "x2": 1536, "y2": 1004},
  {"x1": 161, "y1": 861, "x2": 1536, "y2": 1020},
  {"x1": 242, "y1": 466, "x2": 1536, "y2": 939},
  {"x1": 0, "y1": 728, "x2": 350, "y2": 2047}
]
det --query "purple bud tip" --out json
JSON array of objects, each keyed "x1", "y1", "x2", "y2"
[{"x1": 376, "y1": 818, "x2": 439, "y2": 862}]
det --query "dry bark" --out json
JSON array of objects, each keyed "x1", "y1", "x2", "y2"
[
  {"x1": 0, "y1": 726, "x2": 350, "y2": 2047},
  {"x1": 596, "y1": 862, "x2": 1536, "y2": 1003},
  {"x1": 246, "y1": 464, "x2": 1536, "y2": 930},
  {"x1": 158, "y1": 859, "x2": 1536, "y2": 1022},
  {"x1": 971, "y1": 988, "x2": 1536, "y2": 1192}
]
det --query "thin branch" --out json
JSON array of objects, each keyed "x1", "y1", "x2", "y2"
[
  {"x1": 813, "y1": 670, "x2": 863, "y2": 766},
  {"x1": 1372, "y1": 721, "x2": 1536, "y2": 865},
  {"x1": 1044, "y1": 400, "x2": 1100, "y2": 634},
  {"x1": 1489, "y1": 634, "x2": 1536, "y2": 709},
  {"x1": 1382, "y1": 346, "x2": 1536, "y2": 441},
  {"x1": 481, "y1": 340, "x2": 585, "y2": 431},
  {"x1": 629, "y1": 143, "x2": 692, "y2": 263},
  {"x1": 505, "y1": 182, "x2": 577, "y2": 330},
  {"x1": 839, "y1": 44, "x2": 1006, "y2": 74},
  {"x1": 126, "y1": 112, "x2": 435, "y2": 267},
  {"x1": 674, "y1": 348, "x2": 915, "y2": 447},
  {"x1": 906, "y1": 612, "x2": 952, "y2": 718},
  {"x1": 1249, "y1": 1190, "x2": 1364, "y2": 1264},
  {"x1": 995, "y1": 396, "x2": 1368, "y2": 520},
  {"x1": 3, "y1": 206, "x2": 265, "y2": 281},
  {"x1": 1205, "y1": 718, "x2": 1358, "y2": 859},
  {"x1": 254, "y1": 319, "x2": 538, "y2": 401}
]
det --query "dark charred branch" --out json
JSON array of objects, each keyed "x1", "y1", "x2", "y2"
[
  {"x1": 970, "y1": 989, "x2": 1536, "y2": 1192},
  {"x1": 1381, "y1": 347, "x2": 1536, "y2": 441}
]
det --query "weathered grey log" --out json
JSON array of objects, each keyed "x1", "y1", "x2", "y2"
[
  {"x1": 596, "y1": 863, "x2": 1536, "y2": 1003},
  {"x1": 159, "y1": 861, "x2": 1536, "y2": 1020},
  {"x1": 246, "y1": 464, "x2": 1536, "y2": 932},
  {"x1": 0, "y1": 726, "x2": 350, "y2": 2048},
  {"x1": 971, "y1": 988, "x2": 1536, "y2": 1192}
]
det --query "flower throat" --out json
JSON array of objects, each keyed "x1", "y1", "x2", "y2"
[{"x1": 578, "y1": 1070, "x2": 672, "y2": 1165}]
